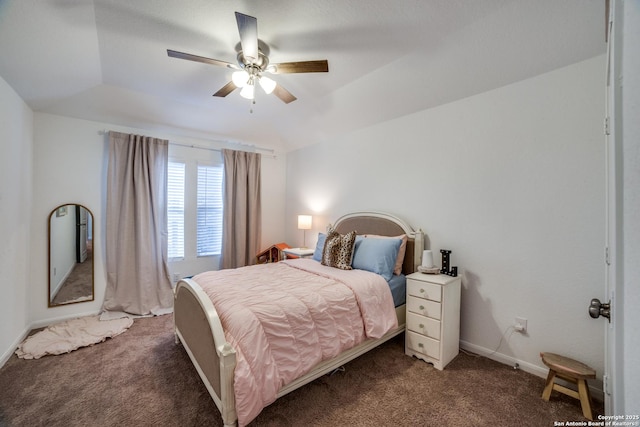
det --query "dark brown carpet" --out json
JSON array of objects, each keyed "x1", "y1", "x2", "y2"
[{"x1": 0, "y1": 314, "x2": 602, "y2": 427}]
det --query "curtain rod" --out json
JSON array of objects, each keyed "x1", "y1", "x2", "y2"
[
  {"x1": 99, "y1": 129, "x2": 276, "y2": 155},
  {"x1": 169, "y1": 141, "x2": 277, "y2": 159}
]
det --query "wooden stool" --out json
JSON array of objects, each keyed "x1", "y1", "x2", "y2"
[{"x1": 540, "y1": 352, "x2": 596, "y2": 420}]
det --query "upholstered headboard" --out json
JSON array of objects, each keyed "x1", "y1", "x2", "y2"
[{"x1": 332, "y1": 212, "x2": 424, "y2": 274}]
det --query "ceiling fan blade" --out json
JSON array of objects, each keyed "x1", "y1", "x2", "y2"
[
  {"x1": 270, "y1": 60, "x2": 329, "y2": 74},
  {"x1": 167, "y1": 49, "x2": 237, "y2": 68},
  {"x1": 212, "y1": 81, "x2": 238, "y2": 97},
  {"x1": 235, "y1": 12, "x2": 259, "y2": 64},
  {"x1": 272, "y1": 84, "x2": 297, "y2": 104}
]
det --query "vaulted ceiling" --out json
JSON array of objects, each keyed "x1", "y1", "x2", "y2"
[{"x1": 0, "y1": 0, "x2": 606, "y2": 151}]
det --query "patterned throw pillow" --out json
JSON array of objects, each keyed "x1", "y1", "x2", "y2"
[{"x1": 321, "y1": 230, "x2": 357, "y2": 270}]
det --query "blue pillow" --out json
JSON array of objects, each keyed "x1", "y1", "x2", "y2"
[
  {"x1": 351, "y1": 237, "x2": 402, "y2": 281},
  {"x1": 312, "y1": 233, "x2": 327, "y2": 261}
]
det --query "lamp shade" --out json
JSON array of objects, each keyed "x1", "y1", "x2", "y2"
[
  {"x1": 259, "y1": 76, "x2": 276, "y2": 94},
  {"x1": 297, "y1": 215, "x2": 312, "y2": 230},
  {"x1": 240, "y1": 84, "x2": 255, "y2": 100},
  {"x1": 421, "y1": 250, "x2": 434, "y2": 268},
  {"x1": 232, "y1": 70, "x2": 249, "y2": 87}
]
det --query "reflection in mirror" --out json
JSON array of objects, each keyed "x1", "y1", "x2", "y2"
[{"x1": 48, "y1": 204, "x2": 94, "y2": 307}]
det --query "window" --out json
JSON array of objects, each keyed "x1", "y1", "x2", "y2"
[
  {"x1": 167, "y1": 158, "x2": 223, "y2": 260},
  {"x1": 197, "y1": 164, "x2": 223, "y2": 256},
  {"x1": 167, "y1": 161, "x2": 185, "y2": 259}
]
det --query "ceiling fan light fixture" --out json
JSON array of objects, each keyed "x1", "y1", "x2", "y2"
[
  {"x1": 259, "y1": 76, "x2": 276, "y2": 94},
  {"x1": 232, "y1": 70, "x2": 250, "y2": 87},
  {"x1": 240, "y1": 84, "x2": 255, "y2": 100},
  {"x1": 168, "y1": 12, "x2": 329, "y2": 104}
]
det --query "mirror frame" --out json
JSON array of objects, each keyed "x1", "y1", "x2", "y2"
[{"x1": 48, "y1": 204, "x2": 95, "y2": 307}]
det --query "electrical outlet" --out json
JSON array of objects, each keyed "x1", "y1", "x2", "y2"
[
  {"x1": 515, "y1": 317, "x2": 527, "y2": 333},
  {"x1": 172, "y1": 273, "x2": 181, "y2": 283}
]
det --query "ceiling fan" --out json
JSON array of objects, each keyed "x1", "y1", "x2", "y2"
[{"x1": 167, "y1": 12, "x2": 329, "y2": 104}]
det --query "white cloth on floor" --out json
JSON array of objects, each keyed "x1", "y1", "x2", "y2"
[{"x1": 15, "y1": 315, "x2": 133, "y2": 359}]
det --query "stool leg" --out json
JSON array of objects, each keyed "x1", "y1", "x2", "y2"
[
  {"x1": 542, "y1": 370, "x2": 556, "y2": 401},
  {"x1": 577, "y1": 379, "x2": 593, "y2": 420}
]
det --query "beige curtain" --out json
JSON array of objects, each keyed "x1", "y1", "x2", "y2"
[
  {"x1": 103, "y1": 131, "x2": 173, "y2": 315},
  {"x1": 221, "y1": 149, "x2": 262, "y2": 269}
]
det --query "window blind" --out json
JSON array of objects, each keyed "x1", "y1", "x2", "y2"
[
  {"x1": 197, "y1": 164, "x2": 223, "y2": 256},
  {"x1": 167, "y1": 161, "x2": 185, "y2": 259}
]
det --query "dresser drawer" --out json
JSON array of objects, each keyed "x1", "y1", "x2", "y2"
[
  {"x1": 407, "y1": 296, "x2": 441, "y2": 320},
  {"x1": 407, "y1": 280, "x2": 442, "y2": 302},
  {"x1": 406, "y1": 331, "x2": 440, "y2": 359},
  {"x1": 406, "y1": 312, "x2": 441, "y2": 340}
]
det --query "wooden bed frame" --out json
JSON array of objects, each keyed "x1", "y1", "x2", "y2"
[{"x1": 174, "y1": 211, "x2": 424, "y2": 427}]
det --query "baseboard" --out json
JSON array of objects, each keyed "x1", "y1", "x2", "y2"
[
  {"x1": 459, "y1": 339, "x2": 547, "y2": 375},
  {"x1": 28, "y1": 309, "x2": 101, "y2": 330},
  {"x1": 0, "y1": 327, "x2": 31, "y2": 368},
  {"x1": 459, "y1": 340, "x2": 604, "y2": 402},
  {"x1": 0, "y1": 309, "x2": 101, "y2": 369}
]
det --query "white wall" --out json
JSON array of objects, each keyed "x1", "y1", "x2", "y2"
[
  {"x1": 29, "y1": 113, "x2": 287, "y2": 326},
  {"x1": 30, "y1": 114, "x2": 110, "y2": 325},
  {"x1": 0, "y1": 75, "x2": 33, "y2": 365},
  {"x1": 260, "y1": 150, "x2": 287, "y2": 249},
  {"x1": 286, "y1": 56, "x2": 606, "y2": 382}
]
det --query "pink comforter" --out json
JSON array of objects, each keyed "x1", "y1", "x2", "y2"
[{"x1": 193, "y1": 258, "x2": 398, "y2": 426}]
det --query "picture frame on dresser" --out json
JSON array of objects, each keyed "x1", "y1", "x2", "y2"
[{"x1": 404, "y1": 272, "x2": 461, "y2": 370}]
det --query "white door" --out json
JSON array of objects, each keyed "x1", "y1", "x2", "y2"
[
  {"x1": 600, "y1": 0, "x2": 625, "y2": 415},
  {"x1": 615, "y1": 0, "x2": 640, "y2": 415}
]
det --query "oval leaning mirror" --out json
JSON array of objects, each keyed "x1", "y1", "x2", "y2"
[{"x1": 48, "y1": 204, "x2": 95, "y2": 307}]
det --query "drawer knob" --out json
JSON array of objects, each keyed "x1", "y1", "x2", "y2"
[
  {"x1": 420, "y1": 288, "x2": 425, "y2": 293},
  {"x1": 418, "y1": 343, "x2": 424, "y2": 348},
  {"x1": 419, "y1": 324, "x2": 424, "y2": 329},
  {"x1": 419, "y1": 305, "x2": 425, "y2": 310}
]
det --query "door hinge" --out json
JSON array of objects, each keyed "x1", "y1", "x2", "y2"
[
  {"x1": 604, "y1": 116, "x2": 610, "y2": 135},
  {"x1": 605, "y1": 247, "x2": 611, "y2": 265},
  {"x1": 603, "y1": 374, "x2": 611, "y2": 396}
]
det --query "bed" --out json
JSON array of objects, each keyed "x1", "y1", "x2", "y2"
[{"x1": 174, "y1": 211, "x2": 424, "y2": 426}]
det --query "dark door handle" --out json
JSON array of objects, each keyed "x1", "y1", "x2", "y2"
[{"x1": 589, "y1": 298, "x2": 611, "y2": 321}]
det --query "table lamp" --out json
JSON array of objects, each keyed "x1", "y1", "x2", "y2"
[{"x1": 298, "y1": 215, "x2": 312, "y2": 248}]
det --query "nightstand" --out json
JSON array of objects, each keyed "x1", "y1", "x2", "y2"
[
  {"x1": 404, "y1": 272, "x2": 461, "y2": 370},
  {"x1": 282, "y1": 247, "x2": 314, "y2": 259}
]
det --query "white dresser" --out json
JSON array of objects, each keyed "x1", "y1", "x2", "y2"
[{"x1": 404, "y1": 272, "x2": 461, "y2": 370}]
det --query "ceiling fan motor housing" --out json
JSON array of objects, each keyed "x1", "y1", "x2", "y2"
[{"x1": 237, "y1": 50, "x2": 269, "y2": 71}]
